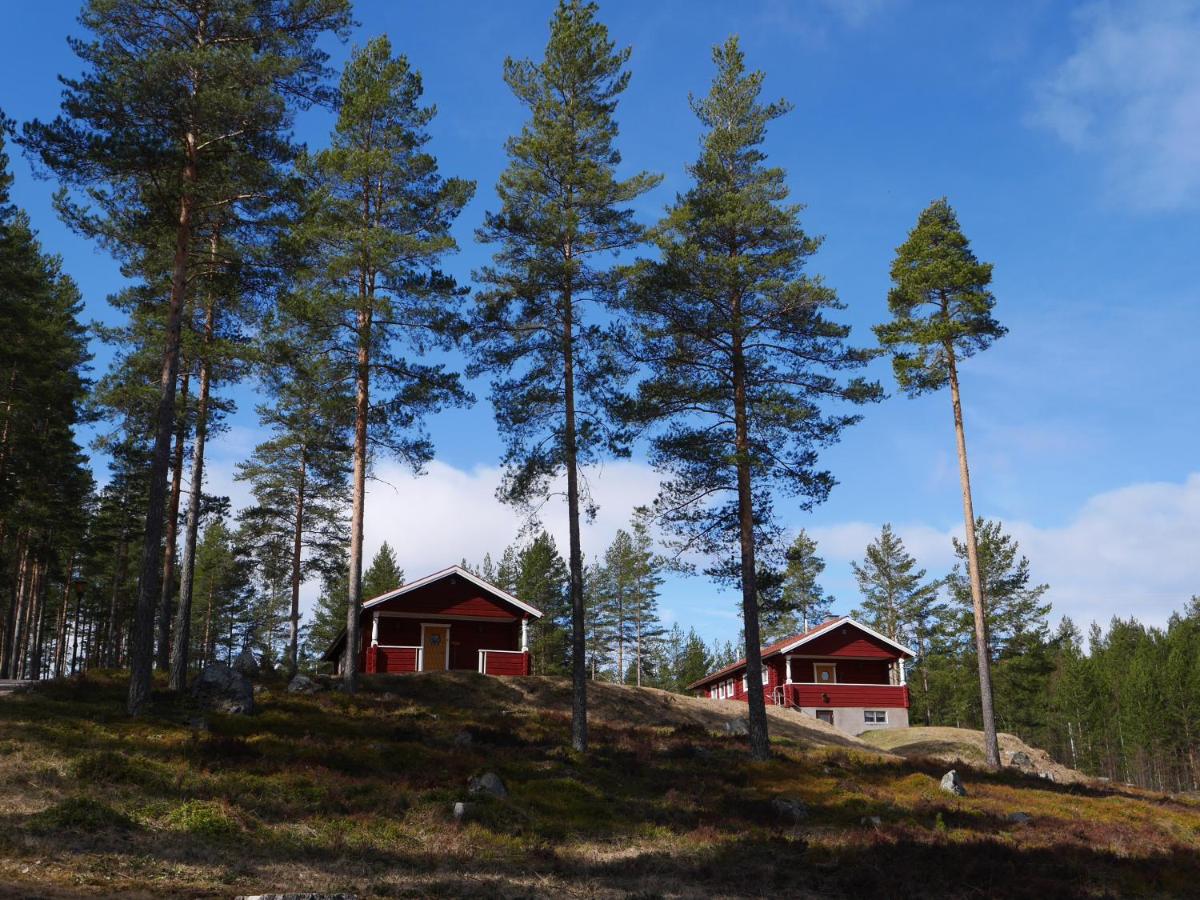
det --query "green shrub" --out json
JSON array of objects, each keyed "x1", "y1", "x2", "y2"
[
  {"x1": 166, "y1": 799, "x2": 241, "y2": 838},
  {"x1": 29, "y1": 797, "x2": 134, "y2": 833}
]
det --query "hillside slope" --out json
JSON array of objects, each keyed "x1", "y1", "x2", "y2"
[
  {"x1": 370, "y1": 671, "x2": 890, "y2": 753},
  {"x1": 859, "y1": 726, "x2": 1089, "y2": 785},
  {"x1": 2, "y1": 671, "x2": 1199, "y2": 899}
]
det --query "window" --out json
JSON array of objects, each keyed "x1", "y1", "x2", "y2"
[
  {"x1": 815, "y1": 710, "x2": 834, "y2": 725},
  {"x1": 742, "y1": 674, "x2": 748, "y2": 693},
  {"x1": 864, "y1": 710, "x2": 887, "y2": 725}
]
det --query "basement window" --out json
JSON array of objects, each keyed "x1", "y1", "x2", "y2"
[{"x1": 864, "y1": 710, "x2": 887, "y2": 724}]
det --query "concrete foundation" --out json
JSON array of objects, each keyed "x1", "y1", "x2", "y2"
[{"x1": 800, "y1": 706, "x2": 909, "y2": 736}]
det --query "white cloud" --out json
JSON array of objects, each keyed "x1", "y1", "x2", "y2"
[
  {"x1": 809, "y1": 474, "x2": 1200, "y2": 630},
  {"x1": 362, "y1": 458, "x2": 664, "y2": 580},
  {"x1": 1030, "y1": 0, "x2": 1200, "y2": 210}
]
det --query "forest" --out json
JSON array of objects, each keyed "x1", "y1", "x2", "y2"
[{"x1": 1, "y1": 0, "x2": 1196, "y2": 796}]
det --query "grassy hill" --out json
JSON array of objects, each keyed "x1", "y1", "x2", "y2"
[{"x1": 2, "y1": 672, "x2": 1199, "y2": 898}]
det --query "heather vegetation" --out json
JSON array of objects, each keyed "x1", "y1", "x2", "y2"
[{"x1": 3, "y1": 672, "x2": 1200, "y2": 898}]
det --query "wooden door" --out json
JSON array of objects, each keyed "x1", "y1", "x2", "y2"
[
  {"x1": 813, "y1": 662, "x2": 836, "y2": 684},
  {"x1": 422, "y1": 625, "x2": 450, "y2": 671}
]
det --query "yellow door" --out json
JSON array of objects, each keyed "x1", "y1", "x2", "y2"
[{"x1": 422, "y1": 626, "x2": 450, "y2": 671}]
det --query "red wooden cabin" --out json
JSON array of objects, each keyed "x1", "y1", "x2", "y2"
[
  {"x1": 321, "y1": 566, "x2": 543, "y2": 677},
  {"x1": 687, "y1": 616, "x2": 915, "y2": 735}
]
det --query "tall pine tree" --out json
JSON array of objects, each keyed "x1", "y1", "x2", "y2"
[
  {"x1": 469, "y1": 0, "x2": 659, "y2": 752},
  {"x1": 875, "y1": 198, "x2": 1006, "y2": 765},
  {"x1": 292, "y1": 36, "x2": 473, "y2": 693},
  {"x1": 626, "y1": 38, "x2": 878, "y2": 759}
]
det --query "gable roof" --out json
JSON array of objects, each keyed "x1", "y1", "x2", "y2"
[
  {"x1": 320, "y1": 565, "x2": 542, "y2": 662},
  {"x1": 361, "y1": 565, "x2": 543, "y2": 619},
  {"x1": 686, "y1": 616, "x2": 916, "y2": 690}
]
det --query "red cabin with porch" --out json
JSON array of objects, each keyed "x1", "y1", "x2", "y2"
[
  {"x1": 687, "y1": 616, "x2": 915, "y2": 736},
  {"x1": 321, "y1": 566, "x2": 542, "y2": 677}
]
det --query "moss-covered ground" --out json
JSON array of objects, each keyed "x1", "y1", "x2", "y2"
[{"x1": 1, "y1": 671, "x2": 1198, "y2": 898}]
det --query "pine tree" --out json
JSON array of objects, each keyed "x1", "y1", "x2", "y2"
[
  {"x1": 236, "y1": 331, "x2": 350, "y2": 677},
  {"x1": 0, "y1": 115, "x2": 92, "y2": 680},
  {"x1": 851, "y1": 523, "x2": 941, "y2": 644},
  {"x1": 362, "y1": 542, "x2": 405, "y2": 600},
  {"x1": 946, "y1": 519, "x2": 1050, "y2": 735},
  {"x1": 875, "y1": 198, "x2": 1007, "y2": 766},
  {"x1": 763, "y1": 530, "x2": 833, "y2": 639},
  {"x1": 292, "y1": 35, "x2": 473, "y2": 694},
  {"x1": 23, "y1": 0, "x2": 352, "y2": 714},
  {"x1": 626, "y1": 38, "x2": 878, "y2": 759},
  {"x1": 469, "y1": 0, "x2": 660, "y2": 752},
  {"x1": 304, "y1": 562, "x2": 348, "y2": 666},
  {"x1": 514, "y1": 532, "x2": 571, "y2": 676}
]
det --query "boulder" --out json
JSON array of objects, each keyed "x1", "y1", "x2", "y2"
[
  {"x1": 468, "y1": 772, "x2": 508, "y2": 799},
  {"x1": 940, "y1": 769, "x2": 967, "y2": 797},
  {"x1": 769, "y1": 796, "x2": 809, "y2": 824},
  {"x1": 1007, "y1": 811, "x2": 1032, "y2": 824},
  {"x1": 236, "y1": 895, "x2": 357, "y2": 900},
  {"x1": 452, "y1": 730, "x2": 474, "y2": 747},
  {"x1": 287, "y1": 674, "x2": 321, "y2": 695},
  {"x1": 191, "y1": 663, "x2": 254, "y2": 715},
  {"x1": 233, "y1": 647, "x2": 260, "y2": 677},
  {"x1": 723, "y1": 718, "x2": 749, "y2": 736},
  {"x1": 861, "y1": 815, "x2": 883, "y2": 828},
  {"x1": 1008, "y1": 750, "x2": 1034, "y2": 770},
  {"x1": 453, "y1": 801, "x2": 475, "y2": 822}
]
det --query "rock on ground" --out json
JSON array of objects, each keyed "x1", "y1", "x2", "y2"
[
  {"x1": 770, "y1": 796, "x2": 809, "y2": 823},
  {"x1": 724, "y1": 718, "x2": 749, "y2": 736},
  {"x1": 468, "y1": 772, "x2": 508, "y2": 798},
  {"x1": 191, "y1": 663, "x2": 254, "y2": 715},
  {"x1": 287, "y1": 674, "x2": 321, "y2": 694},
  {"x1": 233, "y1": 647, "x2": 260, "y2": 677},
  {"x1": 1008, "y1": 750, "x2": 1034, "y2": 770},
  {"x1": 453, "y1": 801, "x2": 475, "y2": 821},
  {"x1": 940, "y1": 769, "x2": 967, "y2": 797}
]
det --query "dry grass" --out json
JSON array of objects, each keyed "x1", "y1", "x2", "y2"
[
  {"x1": 1, "y1": 671, "x2": 1198, "y2": 899},
  {"x1": 858, "y1": 726, "x2": 1090, "y2": 784}
]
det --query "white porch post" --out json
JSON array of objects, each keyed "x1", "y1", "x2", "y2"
[
  {"x1": 520, "y1": 617, "x2": 529, "y2": 652},
  {"x1": 371, "y1": 612, "x2": 380, "y2": 646},
  {"x1": 900, "y1": 660, "x2": 907, "y2": 685},
  {"x1": 785, "y1": 655, "x2": 793, "y2": 684}
]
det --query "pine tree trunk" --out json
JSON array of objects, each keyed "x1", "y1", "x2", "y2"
[
  {"x1": 70, "y1": 582, "x2": 83, "y2": 676},
  {"x1": 344, "y1": 302, "x2": 371, "y2": 693},
  {"x1": 53, "y1": 561, "x2": 73, "y2": 678},
  {"x1": 157, "y1": 361, "x2": 190, "y2": 671},
  {"x1": 28, "y1": 560, "x2": 48, "y2": 679},
  {"x1": 1, "y1": 532, "x2": 26, "y2": 678},
  {"x1": 201, "y1": 578, "x2": 214, "y2": 670},
  {"x1": 127, "y1": 133, "x2": 196, "y2": 715},
  {"x1": 169, "y1": 294, "x2": 214, "y2": 692},
  {"x1": 561, "y1": 275, "x2": 588, "y2": 753},
  {"x1": 732, "y1": 318, "x2": 770, "y2": 761},
  {"x1": 946, "y1": 344, "x2": 1000, "y2": 768},
  {"x1": 287, "y1": 449, "x2": 307, "y2": 678}
]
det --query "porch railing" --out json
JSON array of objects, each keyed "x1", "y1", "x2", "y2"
[{"x1": 477, "y1": 649, "x2": 530, "y2": 676}]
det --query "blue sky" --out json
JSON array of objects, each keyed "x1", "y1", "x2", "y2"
[{"x1": 3, "y1": 0, "x2": 1198, "y2": 642}]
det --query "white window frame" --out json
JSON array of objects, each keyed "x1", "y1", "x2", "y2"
[{"x1": 863, "y1": 710, "x2": 887, "y2": 725}]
